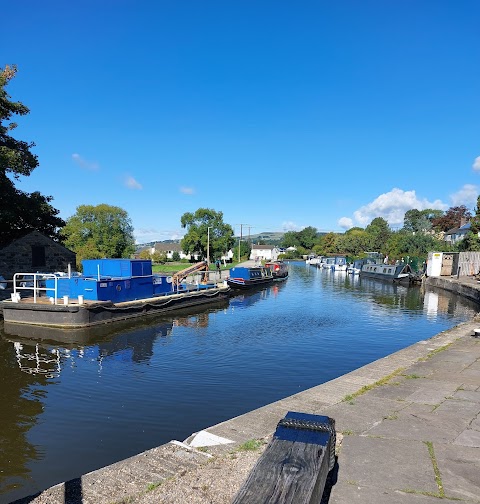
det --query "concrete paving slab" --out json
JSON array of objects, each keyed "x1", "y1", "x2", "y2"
[
  {"x1": 429, "y1": 370, "x2": 480, "y2": 387},
  {"x1": 330, "y1": 483, "x2": 455, "y2": 503},
  {"x1": 471, "y1": 415, "x2": 480, "y2": 431},
  {"x1": 368, "y1": 403, "x2": 468, "y2": 444},
  {"x1": 337, "y1": 436, "x2": 438, "y2": 494},
  {"x1": 323, "y1": 395, "x2": 409, "y2": 435},
  {"x1": 454, "y1": 428, "x2": 480, "y2": 448},
  {"x1": 428, "y1": 350, "x2": 478, "y2": 366},
  {"x1": 404, "y1": 381, "x2": 460, "y2": 405},
  {"x1": 435, "y1": 443, "x2": 480, "y2": 501},
  {"x1": 433, "y1": 397, "x2": 480, "y2": 423},
  {"x1": 461, "y1": 367, "x2": 480, "y2": 380},
  {"x1": 365, "y1": 379, "x2": 423, "y2": 402}
]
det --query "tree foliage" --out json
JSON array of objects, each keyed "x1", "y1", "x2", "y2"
[
  {"x1": 403, "y1": 209, "x2": 443, "y2": 233},
  {"x1": 0, "y1": 65, "x2": 38, "y2": 178},
  {"x1": 282, "y1": 226, "x2": 318, "y2": 250},
  {"x1": 0, "y1": 65, "x2": 64, "y2": 244},
  {"x1": 315, "y1": 232, "x2": 338, "y2": 255},
  {"x1": 60, "y1": 204, "x2": 135, "y2": 268},
  {"x1": 432, "y1": 205, "x2": 471, "y2": 232},
  {"x1": 384, "y1": 230, "x2": 442, "y2": 259},
  {"x1": 336, "y1": 228, "x2": 370, "y2": 256},
  {"x1": 365, "y1": 217, "x2": 391, "y2": 251},
  {"x1": 282, "y1": 231, "x2": 300, "y2": 248},
  {"x1": 458, "y1": 196, "x2": 480, "y2": 251},
  {"x1": 180, "y1": 208, "x2": 234, "y2": 261}
]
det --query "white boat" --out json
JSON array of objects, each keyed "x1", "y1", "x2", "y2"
[
  {"x1": 306, "y1": 255, "x2": 323, "y2": 266},
  {"x1": 330, "y1": 256, "x2": 347, "y2": 272},
  {"x1": 347, "y1": 259, "x2": 366, "y2": 275},
  {"x1": 321, "y1": 257, "x2": 335, "y2": 269}
]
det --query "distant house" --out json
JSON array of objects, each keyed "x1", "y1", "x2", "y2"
[
  {"x1": 0, "y1": 230, "x2": 76, "y2": 279},
  {"x1": 249, "y1": 244, "x2": 281, "y2": 261},
  {"x1": 444, "y1": 222, "x2": 477, "y2": 245},
  {"x1": 153, "y1": 242, "x2": 192, "y2": 260},
  {"x1": 221, "y1": 249, "x2": 234, "y2": 262}
]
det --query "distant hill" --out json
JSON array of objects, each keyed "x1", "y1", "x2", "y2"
[
  {"x1": 239, "y1": 231, "x2": 285, "y2": 244},
  {"x1": 137, "y1": 232, "x2": 285, "y2": 251}
]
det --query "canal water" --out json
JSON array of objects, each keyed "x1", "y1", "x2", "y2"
[{"x1": 0, "y1": 262, "x2": 478, "y2": 503}]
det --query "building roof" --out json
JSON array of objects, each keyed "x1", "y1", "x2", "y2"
[
  {"x1": 0, "y1": 229, "x2": 75, "y2": 254},
  {"x1": 445, "y1": 222, "x2": 470, "y2": 236},
  {"x1": 251, "y1": 244, "x2": 274, "y2": 250},
  {"x1": 154, "y1": 242, "x2": 183, "y2": 253}
]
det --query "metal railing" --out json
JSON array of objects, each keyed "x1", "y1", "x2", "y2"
[{"x1": 13, "y1": 273, "x2": 59, "y2": 304}]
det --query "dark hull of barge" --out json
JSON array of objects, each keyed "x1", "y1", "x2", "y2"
[{"x1": 1, "y1": 287, "x2": 230, "y2": 329}]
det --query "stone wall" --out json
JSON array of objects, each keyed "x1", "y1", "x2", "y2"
[
  {"x1": 425, "y1": 276, "x2": 480, "y2": 304},
  {"x1": 0, "y1": 231, "x2": 76, "y2": 279}
]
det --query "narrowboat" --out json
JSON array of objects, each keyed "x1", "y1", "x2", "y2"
[
  {"x1": 1, "y1": 259, "x2": 230, "y2": 328},
  {"x1": 226, "y1": 266, "x2": 274, "y2": 289},
  {"x1": 359, "y1": 262, "x2": 415, "y2": 285},
  {"x1": 264, "y1": 261, "x2": 289, "y2": 280}
]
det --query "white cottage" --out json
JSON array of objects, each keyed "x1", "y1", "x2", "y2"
[{"x1": 249, "y1": 244, "x2": 281, "y2": 262}]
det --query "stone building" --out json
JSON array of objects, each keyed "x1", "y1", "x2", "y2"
[{"x1": 0, "y1": 230, "x2": 76, "y2": 279}]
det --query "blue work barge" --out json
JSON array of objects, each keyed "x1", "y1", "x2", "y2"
[{"x1": 1, "y1": 259, "x2": 230, "y2": 328}]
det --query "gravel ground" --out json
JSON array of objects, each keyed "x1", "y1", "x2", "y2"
[{"x1": 128, "y1": 439, "x2": 270, "y2": 504}]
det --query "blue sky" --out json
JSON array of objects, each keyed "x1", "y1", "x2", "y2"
[{"x1": 4, "y1": 1, "x2": 480, "y2": 243}]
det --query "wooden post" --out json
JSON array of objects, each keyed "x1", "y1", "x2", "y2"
[{"x1": 232, "y1": 411, "x2": 336, "y2": 504}]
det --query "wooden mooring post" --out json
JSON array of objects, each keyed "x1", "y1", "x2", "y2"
[{"x1": 232, "y1": 411, "x2": 336, "y2": 504}]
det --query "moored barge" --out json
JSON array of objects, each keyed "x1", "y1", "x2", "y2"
[
  {"x1": 264, "y1": 260, "x2": 289, "y2": 280},
  {"x1": 1, "y1": 259, "x2": 230, "y2": 328},
  {"x1": 226, "y1": 266, "x2": 274, "y2": 289}
]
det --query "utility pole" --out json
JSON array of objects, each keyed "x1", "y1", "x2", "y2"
[
  {"x1": 238, "y1": 224, "x2": 242, "y2": 263},
  {"x1": 236, "y1": 224, "x2": 250, "y2": 263},
  {"x1": 207, "y1": 226, "x2": 213, "y2": 265}
]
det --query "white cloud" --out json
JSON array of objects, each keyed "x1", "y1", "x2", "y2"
[
  {"x1": 282, "y1": 221, "x2": 302, "y2": 231},
  {"x1": 125, "y1": 176, "x2": 142, "y2": 190},
  {"x1": 72, "y1": 153, "x2": 99, "y2": 171},
  {"x1": 338, "y1": 217, "x2": 353, "y2": 229},
  {"x1": 180, "y1": 186, "x2": 195, "y2": 195},
  {"x1": 351, "y1": 188, "x2": 448, "y2": 227},
  {"x1": 472, "y1": 156, "x2": 480, "y2": 172},
  {"x1": 450, "y1": 184, "x2": 478, "y2": 207},
  {"x1": 134, "y1": 228, "x2": 184, "y2": 244}
]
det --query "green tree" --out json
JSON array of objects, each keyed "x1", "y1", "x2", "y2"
[
  {"x1": 152, "y1": 251, "x2": 166, "y2": 263},
  {"x1": 180, "y1": 208, "x2": 234, "y2": 261},
  {"x1": 0, "y1": 65, "x2": 64, "y2": 244},
  {"x1": 296, "y1": 226, "x2": 318, "y2": 250},
  {"x1": 458, "y1": 196, "x2": 480, "y2": 251},
  {"x1": 336, "y1": 228, "x2": 370, "y2": 257},
  {"x1": 403, "y1": 208, "x2": 443, "y2": 233},
  {"x1": 385, "y1": 230, "x2": 441, "y2": 260},
  {"x1": 316, "y1": 232, "x2": 338, "y2": 255},
  {"x1": 60, "y1": 204, "x2": 135, "y2": 269},
  {"x1": 235, "y1": 240, "x2": 251, "y2": 261},
  {"x1": 365, "y1": 217, "x2": 391, "y2": 252},
  {"x1": 138, "y1": 248, "x2": 152, "y2": 260},
  {"x1": 282, "y1": 231, "x2": 300, "y2": 248}
]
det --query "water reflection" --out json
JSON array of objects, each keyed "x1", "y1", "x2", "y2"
[{"x1": 0, "y1": 335, "x2": 45, "y2": 498}]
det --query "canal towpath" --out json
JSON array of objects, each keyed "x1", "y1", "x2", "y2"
[{"x1": 9, "y1": 274, "x2": 480, "y2": 504}]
